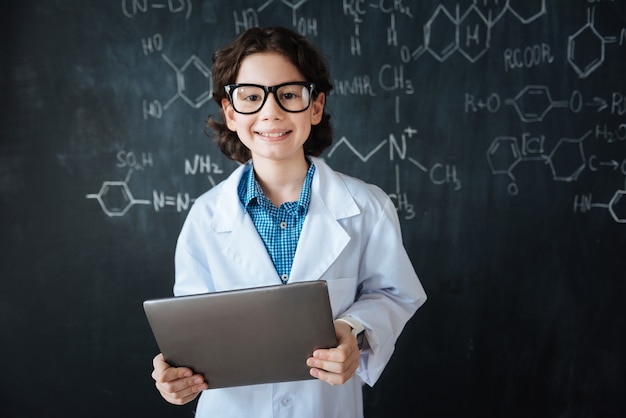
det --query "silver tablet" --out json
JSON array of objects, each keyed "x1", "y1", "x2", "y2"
[{"x1": 143, "y1": 280, "x2": 337, "y2": 389}]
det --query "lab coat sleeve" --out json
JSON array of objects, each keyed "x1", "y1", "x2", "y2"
[{"x1": 341, "y1": 197, "x2": 426, "y2": 386}]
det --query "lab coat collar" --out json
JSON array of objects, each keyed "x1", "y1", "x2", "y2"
[{"x1": 210, "y1": 157, "x2": 361, "y2": 283}]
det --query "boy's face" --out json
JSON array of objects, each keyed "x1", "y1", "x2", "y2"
[{"x1": 221, "y1": 52, "x2": 325, "y2": 165}]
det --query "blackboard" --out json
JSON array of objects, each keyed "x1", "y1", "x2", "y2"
[{"x1": 2, "y1": 1, "x2": 625, "y2": 417}]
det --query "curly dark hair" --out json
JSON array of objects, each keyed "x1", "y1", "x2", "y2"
[{"x1": 206, "y1": 26, "x2": 334, "y2": 164}]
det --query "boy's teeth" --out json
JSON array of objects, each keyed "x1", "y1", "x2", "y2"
[{"x1": 260, "y1": 132, "x2": 285, "y2": 137}]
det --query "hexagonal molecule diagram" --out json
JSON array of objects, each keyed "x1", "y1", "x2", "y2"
[
  {"x1": 505, "y1": 85, "x2": 570, "y2": 123},
  {"x1": 458, "y1": 5, "x2": 491, "y2": 63},
  {"x1": 424, "y1": 5, "x2": 459, "y2": 62},
  {"x1": 86, "y1": 181, "x2": 150, "y2": 217},
  {"x1": 569, "y1": 25, "x2": 604, "y2": 78},
  {"x1": 547, "y1": 134, "x2": 588, "y2": 182},
  {"x1": 507, "y1": 85, "x2": 554, "y2": 123},
  {"x1": 486, "y1": 136, "x2": 523, "y2": 195},
  {"x1": 486, "y1": 136, "x2": 522, "y2": 177},
  {"x1": 567, "y1": 8, "x2": 605, "y2": 79},
  {"x1": 162, "y1": 54, "x2": 213, "y2": 110}
]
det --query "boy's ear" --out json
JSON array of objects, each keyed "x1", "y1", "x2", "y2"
[
  {"x1": 222, "y1": 98, "x2": 237, "y2": 131},
  {"x1": 310, "y1": 92, "x2": 325, "y2": 126}
]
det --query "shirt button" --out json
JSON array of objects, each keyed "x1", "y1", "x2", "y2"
[
  {"x1": 279, "y1": 221, "x2": 287, "y2": 229},
  {"x1": 281, "y1": 274, "x2": 289, "y2": 283},
  {"x1": 281, "y1": 396, "x2": 293, "y2": 407}
]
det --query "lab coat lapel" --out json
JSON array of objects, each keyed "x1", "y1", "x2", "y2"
[
  {"x1": 211, "y1": 164, "x2": 277, "y2": 285},
  {"x1": 225, "y1": 212, "x2": 278, "y2": 284},
  {"x1": 290, "y1": 158, "x2": 360, "y2": 283}
]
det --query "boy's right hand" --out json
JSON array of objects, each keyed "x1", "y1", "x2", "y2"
[{"x1": 151, "y1": 353, "x2": 209, "y2": 405}]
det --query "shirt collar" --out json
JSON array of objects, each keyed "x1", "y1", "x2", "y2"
[{"x1": 238, "y1": 160, "x2": 316, "y2": 216}]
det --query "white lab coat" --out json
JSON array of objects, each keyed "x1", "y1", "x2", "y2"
[{"x1": 174, "y1": 156, "x2": 426, "y2": 418}]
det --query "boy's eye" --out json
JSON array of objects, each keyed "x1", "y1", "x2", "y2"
[
  {"x1": 279, "y1": 87, "x2": 303, "y2": 101},
  {"x1": 244, "y1": 94, "x2": 261, "y2": 102}
]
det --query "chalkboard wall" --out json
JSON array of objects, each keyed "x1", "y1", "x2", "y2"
[{"x1": 2, "y1": 1, "x2": 625, "y2": 417}]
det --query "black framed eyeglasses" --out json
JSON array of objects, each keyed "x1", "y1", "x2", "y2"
[{"x1": 224, "y1": 82, "x2": 316, "y2": 114}]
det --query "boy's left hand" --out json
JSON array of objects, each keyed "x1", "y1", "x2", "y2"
[{"x1": 306, "y1": 320, "x2": 360, "y2": 385}]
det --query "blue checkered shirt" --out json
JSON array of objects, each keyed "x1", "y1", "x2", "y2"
[{"x1": 238, "y1": 162, "x2": 315, "y2": 284}]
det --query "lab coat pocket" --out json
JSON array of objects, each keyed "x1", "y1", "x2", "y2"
[{"x1": 324, "y1": 277, "x2": 358, "y2": 318}]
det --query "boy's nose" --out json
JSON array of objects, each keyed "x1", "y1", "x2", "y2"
[{"x1": 258, "y1": 92, "x2": 283, "y2": 118}]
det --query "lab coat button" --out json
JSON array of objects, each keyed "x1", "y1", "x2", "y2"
[{"x1": 281, "y1": 396, "x2": 293, "y2": 407}]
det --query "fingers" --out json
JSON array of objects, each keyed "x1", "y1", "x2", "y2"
[
  {"x1": 157, "y1": 378, "x2": 206, "y2": 405},
  {"x1": 306, "y1": 343, "x2": 360, "y2": 385},
  {"x1": 151, "y1": 353, "x2": 209, "y2": 405},
  {"x1": 307, "y1": 355, "x2": 359, "y2": 385},
  {"x1": 306, "y1": 320, "x2": 362, "y2": 385}
]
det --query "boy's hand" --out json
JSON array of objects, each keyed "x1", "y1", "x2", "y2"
[
  {"x1": 151, "y1": 353, "x2": 209, "y2": 405},
  {"x1": 306, "y1": 320, "x2": 360, "y2": 385}
]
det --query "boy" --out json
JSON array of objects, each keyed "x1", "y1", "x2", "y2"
[{"x1": 151, "y1": 26, "x2": 426, "y2": 418}]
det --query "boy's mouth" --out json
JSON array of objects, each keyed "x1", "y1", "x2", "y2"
[{"x1": 257, "y1": 131, "x2": 290, "y2": 138}]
